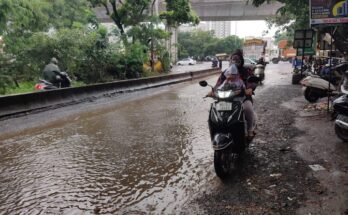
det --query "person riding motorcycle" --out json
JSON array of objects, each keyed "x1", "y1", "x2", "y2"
[
  {"x1": 208, "y1": 58, "x2": 256, "y2": 139},
  {"x1": 212, "y1": 57, "x2": 219, "y2": 68},
  {"x1": 257, "y1": 56, "x2": 266, "y2": 66},
  {"x1": 42, "y1": 57, "x2": 64, "y2": 88}
]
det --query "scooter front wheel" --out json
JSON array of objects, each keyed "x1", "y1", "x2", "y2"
[
  {"x1": 214, "y1": 150, "x2": 236, "y2": 178},
  {"x1": 335, "y1": 124, "x2": 348, "y2": 143}
]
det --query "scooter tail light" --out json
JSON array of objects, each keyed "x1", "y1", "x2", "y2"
[{"x1": 35, "y1": 84, "x2": 43, "y2": 90}]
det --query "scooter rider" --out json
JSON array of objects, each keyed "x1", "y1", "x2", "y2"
[
  {"x1": 208, "y1": 54, "x2": 256, "y2": 139},
  {"x1": 213, "y1": 50, "x2": 254, "y2": 100},
  {"x1": 42, "y1": 57, "x2": 63, "y2": 87},
  {"x1": 257, "y1": 56, "x2": 265, "y2": 66},
  {"x1": 212, "y1": 57, "x2": 219, "y2": 68}
]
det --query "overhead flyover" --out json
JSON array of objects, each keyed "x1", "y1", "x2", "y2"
[
  {"x1": 95, "y1": 0, "x2": 283, "y2": 23},
  {"x1": 188, "y1": 0, "x2": 283, "y2": 21},
  {"x1": 93, "y1": 0, "x2": 283, "y2": 63}
]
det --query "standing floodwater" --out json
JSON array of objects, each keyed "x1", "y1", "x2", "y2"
[
  {"x1": 0, "y1": 63, "x2": 322, "y2": 215},
  {"x1": 0, "y1": 81, "x2": 217, "y2": 214}
]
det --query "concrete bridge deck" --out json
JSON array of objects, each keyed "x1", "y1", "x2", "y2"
[{"x1": 95, "y1": 0, "x2": 283, "y2": 22}]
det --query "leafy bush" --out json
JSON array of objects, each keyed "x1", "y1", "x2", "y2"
[
  {"x1": 161, "y1": 51, "x2": 171, "y2": 72},
  {"x1": 0, "y1": 75, "x2": 13, "y2": 95},
  {"x1": 1, "y1": 25, "x2": 163, "y2": 94}
]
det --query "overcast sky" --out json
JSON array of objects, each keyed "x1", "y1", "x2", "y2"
[{"x1": 230, "y1": 20, "x2": 279, "y2": 38}]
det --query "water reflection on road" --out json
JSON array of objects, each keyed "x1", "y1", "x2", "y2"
[{"x1": 0, "y1": 80, "x2": 216, "y2": 214}]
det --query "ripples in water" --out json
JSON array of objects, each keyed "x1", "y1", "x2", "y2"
[{"x1": 0, "y1": 83, "x2": 215, "y2": 214}]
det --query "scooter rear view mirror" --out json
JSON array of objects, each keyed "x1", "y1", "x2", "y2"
[{"x1": 199, "y1": 81, "x2": 208, "y2": 87}]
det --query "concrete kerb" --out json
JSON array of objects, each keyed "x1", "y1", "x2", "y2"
[{"x1": 0, "y1": 68, "x2": 220, "y2": 118}]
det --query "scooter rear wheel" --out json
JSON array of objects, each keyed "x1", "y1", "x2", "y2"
[
  {"x1": 292, "y1": 73, "x2": 302, "y2": 85},
  {"x1": 304, "y1": 87, "x2": 320, "y2": 103},
  {"x1": 335, "y1": 124, "x2": 348, "y2": 143}
]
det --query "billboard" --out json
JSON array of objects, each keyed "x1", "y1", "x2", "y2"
[{"x1": 310, "y1": 0, "x2": 348, "y2": 25}]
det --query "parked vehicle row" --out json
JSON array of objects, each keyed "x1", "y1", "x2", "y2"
[
  {"x1": 332, "y1": 62, "x2": 348, "y2": 142},
  {"x1": 300, "y1": 59, "x2": 348, "y2": 143}
]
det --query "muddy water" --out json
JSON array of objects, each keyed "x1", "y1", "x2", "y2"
[
  {"x1": 0, "y1": 63, "x2": 292, "y2": 214},
  {"x1": 0, "y1": 80, "x2": 218, "y2": 214}
]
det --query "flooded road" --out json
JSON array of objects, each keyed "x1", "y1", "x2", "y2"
[
  {"x1": 0, "y1": 62, "x2": 305, "y2": 214},
  {"x1": 0, "y1": 73, "x2": 224, "y2": 214}
]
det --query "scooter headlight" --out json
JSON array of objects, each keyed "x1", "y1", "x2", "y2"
[{"x1": 217, "y1": 90, "x2": 234, "y2": 98}]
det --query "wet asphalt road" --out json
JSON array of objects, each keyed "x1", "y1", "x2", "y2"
[
  {"x1": 0, "y1": 62, "x2": 347, "y2": 214},
  {"x1": 170, "y1": 61, "x2": 230, "y2": 74}
]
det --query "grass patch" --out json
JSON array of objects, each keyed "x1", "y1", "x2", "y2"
[
  {"x1": 2, "y1": 81, "x2": 87, "y2": 96},
  {"x1": 5, "y1": 81, "x2": 37, "y2": 95}
]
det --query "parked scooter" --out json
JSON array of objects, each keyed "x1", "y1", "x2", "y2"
[
  {"x1": 199, "y1": 76, "x2": 260, "y2": 178},
  {"x1": 35, "y1": 71, "x2": 71, "y2": 90},
  {"x1": 332, "y1": 63, "x2": 348, "y2": 142},
  {"x1": 300, "y1": 63, "x2": 345, "y2": 103}
]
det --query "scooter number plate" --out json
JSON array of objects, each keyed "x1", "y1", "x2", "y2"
[{"x1": 216, "y1": 102, "x2": 232, "y2": 111}]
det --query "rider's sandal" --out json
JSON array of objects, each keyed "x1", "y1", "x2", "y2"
[{"x1": 247, "y1": 130, "x2": 255, "y2": 140}]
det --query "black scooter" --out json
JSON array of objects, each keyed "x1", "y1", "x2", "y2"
[
  {"x1": 35, "y1": 71, "x2": 71, "y2": 90},
  {"x1": 332, "y1": 64, "x2": 348, "y2": 142},
  {"x1": 199, "y1": 76, "x2": 260, "y2": 178}
]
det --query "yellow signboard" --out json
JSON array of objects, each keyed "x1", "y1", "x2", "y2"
[{"x1": 244, "y1": 39, "x2": 265, "y2": 46}]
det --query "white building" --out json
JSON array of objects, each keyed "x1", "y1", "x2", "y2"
[
  {"x1": 208, "y1": 21, "x2": 231, "y2": 38},
  {"x1": 179, "y1": 22, "x2": 210, "y2": 32},
  {"x1": 179, "y1": 21, "x2": 231, "y2": 38}
]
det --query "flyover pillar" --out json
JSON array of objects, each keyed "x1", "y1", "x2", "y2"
[{"x1": 165, "y1": 26, "x2": 178, "y2": 63}]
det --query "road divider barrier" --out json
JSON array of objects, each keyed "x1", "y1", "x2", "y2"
[{"x1": 0, "y1": 69, "x2": 220, "y2": 118}]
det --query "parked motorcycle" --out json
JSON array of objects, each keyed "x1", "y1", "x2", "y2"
[
  {"x1": 300, "y1": 63, "x2": 345, "y2": 103},
  {"x1": 35, "y1": 71, "x2": 71, "y2": 90},
  {"x1": 332, "y1": 63, "x2": 348, "y2": 142},
  {"x1": 199, "y1": 76, "x2": 260, "y2": 178}
]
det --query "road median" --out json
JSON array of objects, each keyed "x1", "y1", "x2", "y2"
[{"x1": 0, "y1": 68, "x2": 220, "y2": 119}]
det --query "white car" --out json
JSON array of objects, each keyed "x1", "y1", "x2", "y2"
[{"x1": 177, "y1": 58, "x2": 196, "y2": 66}]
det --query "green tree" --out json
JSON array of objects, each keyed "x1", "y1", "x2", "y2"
[
  {"x1": 250, "y1": 0, "x2": 348, "y2": 52},
  {"x1": 250, "y1": 0, "x2": 309, "y2": 31},
  {"x1": 90, "y1": 0, "x2": 199, "y2": 70},
  {"x1": 89, "y1": 0, "x2": 153, "y2": 35},
  {"x1": 48, "y1": 0, "x2": 98, "y2": 29},
  {"x1": 0, "y1": 0, "x2": 96, "y2": 36},
  {"x1": 216, "y1": 36, "x2": 243, "y2": 54},
  {"x1": 178, "y1": 31, "x2": 243, "y2": 59},
  {"x1": 274, "y1": 30, "x2": 292, "y2": 45},
  {"x1": 0, "y1": 0, "x2": 97, "y2": 90},
  {"x1": 178, "y1": 30, "x2": 215, "y2": 59},
  {"x1": 160, "y1": 0, "x2": 199, "y2": 27}
]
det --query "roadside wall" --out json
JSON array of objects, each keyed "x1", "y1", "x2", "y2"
[{"x1": 0, "y1": 69, "x2": 219, "y2": 118}]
